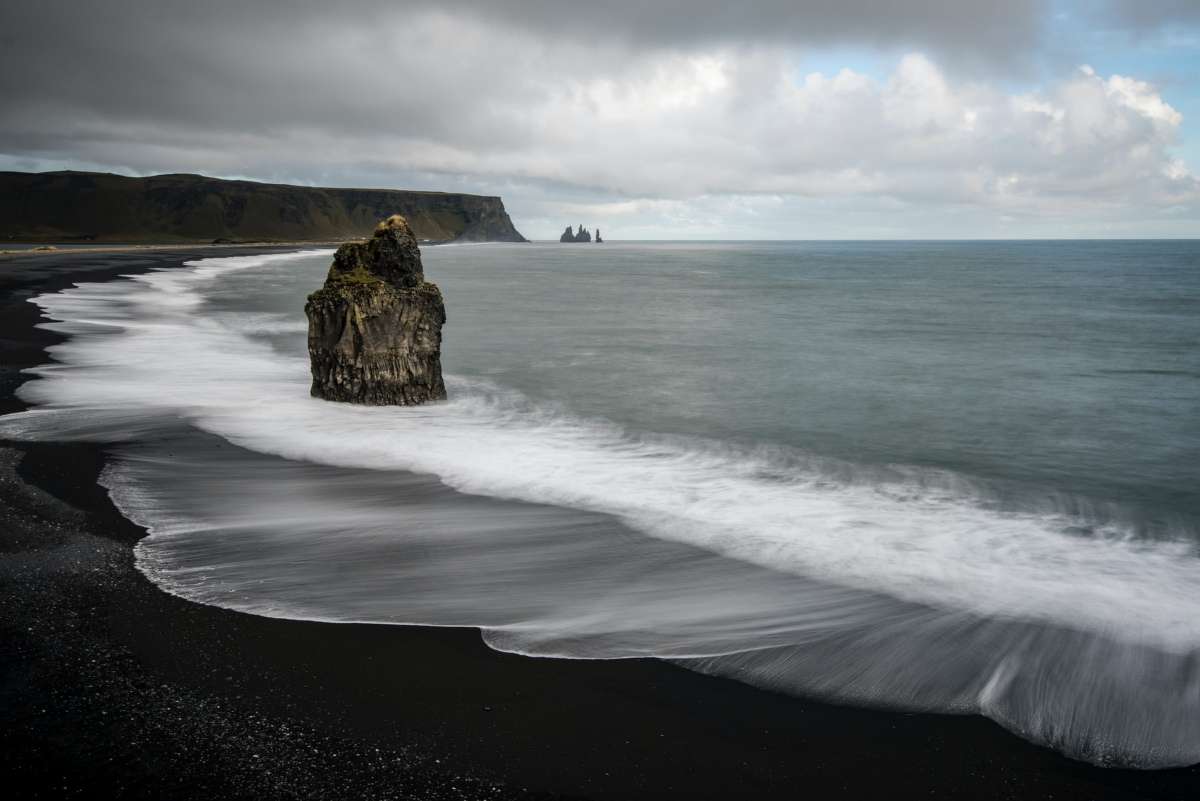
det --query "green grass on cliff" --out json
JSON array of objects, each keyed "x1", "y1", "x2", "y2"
[{"x1": 0, "y1": 171, "x2": 525, "y2": 244}]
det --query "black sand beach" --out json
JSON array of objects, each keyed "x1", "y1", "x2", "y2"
[{"x1": 3, "y1": 249, "x2": 1199, "y2": 800}]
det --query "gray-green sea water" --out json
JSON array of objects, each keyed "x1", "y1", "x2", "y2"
[{"x1": 3, "y1": 240, "x2": 1199, "y2": 766}]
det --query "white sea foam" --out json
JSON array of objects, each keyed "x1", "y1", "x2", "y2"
[
  {"x1": 2, "y1": 251, "x2": 1199, "y2": 653},
  {"x1": 3, "y1": 250, "x2": 1200, "y2": 766}
]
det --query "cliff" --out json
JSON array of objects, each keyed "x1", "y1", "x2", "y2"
[
  {"x1": 0, "y1": 171, "x2": 525, "y2": 244},
  {"x1": 305, "y1": 215, "x2": 447, "y2": 405}
]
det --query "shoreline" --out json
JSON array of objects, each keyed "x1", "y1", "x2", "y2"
[
  {"x1": 0, "y1": 241, "x2": 343, "y2": 259},
  {"x1": 0, "y1": 236, "x2": 529, "y2": 259},
  {"x1": 2, "y1": 249, "x2": 1198, "y2": 800}
]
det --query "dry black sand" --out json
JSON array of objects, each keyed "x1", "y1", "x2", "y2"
[{"x1": 2, "y1": 249, "x2": 1198, "y2": 800}]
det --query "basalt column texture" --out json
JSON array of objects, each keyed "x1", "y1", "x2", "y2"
[{"x1": 305, "y1": 215, "x2": 447, "y2": 405}]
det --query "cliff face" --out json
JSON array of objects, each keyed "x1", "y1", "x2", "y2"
[
  {"x1": 305, "y1": 215, "x2": 447, "y2": 406},
  {"x1": 0, "y1": 171, "x2": 525, "y2": 244}
]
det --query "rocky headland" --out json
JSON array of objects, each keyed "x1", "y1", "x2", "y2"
[
  {"x1": 0, "y1": 171, "x2": 526, "y2": 244},
  {"x1": 305, "y1": 215, "x2": 446, "y2": 405}
]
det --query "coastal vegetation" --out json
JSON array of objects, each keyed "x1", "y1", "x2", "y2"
[{"x1": 0, "y1": 171, "x2": 526, "y2": 244}]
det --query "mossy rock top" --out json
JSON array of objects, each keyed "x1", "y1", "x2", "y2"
[{"x1": 324, "y1": 214, "x2": 424, "y2": 290}]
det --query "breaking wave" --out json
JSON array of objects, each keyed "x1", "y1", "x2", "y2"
[{"x1": 2, "y1": 250, "x2": 1198, "y2": 767}]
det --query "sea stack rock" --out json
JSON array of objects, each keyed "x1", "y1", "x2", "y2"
[
  {"x1": 559, "y1": 224, "x2": 593, "y2": 243},
  {"x1": 305, "y1": 215, "x2": 447, "y2": 405}
]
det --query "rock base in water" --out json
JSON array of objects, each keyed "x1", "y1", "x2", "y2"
[{"x1": 305, "y1": 215, "x2": 447, "y2": 405}]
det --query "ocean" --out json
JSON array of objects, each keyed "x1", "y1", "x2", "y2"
[{"x1": 3, "y1": 240, "x2": 1198, "y2": 767}]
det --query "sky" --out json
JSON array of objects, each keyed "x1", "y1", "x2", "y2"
[{"x1": 2, "y1": 1, "x2": 1199, "y2": 239}]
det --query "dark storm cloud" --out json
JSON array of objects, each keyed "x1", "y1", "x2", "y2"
[
  {"x1": 443, "y1": 0, "x2": 1043, "y2": 60},
  {"x1": 0, "y1": 0, "x2": 1045, "y2": 169},
  {"x1": 1100, "y1": 0, "x2": 1200, "y2": 29},
  {"x1": 4, "y1": 1, "x2": 1044, "y2": 64},
  {"x1": 0, "y1": 0, "x2": 1043, "y2": 138},
  {"x1": 0, "y1": 0, "x2": 1195, "y2": 237}
]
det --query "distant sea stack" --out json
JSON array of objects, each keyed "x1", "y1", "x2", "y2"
[
  {"x1": 0, "y1": 171, "x2": 526, "y2": 244},
  {"x1": 560, "y1": 224, "x2": 596, "y2": 242},
  {"x1": 305, "y1": 215, "x2": 447, "y2": 405}
]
